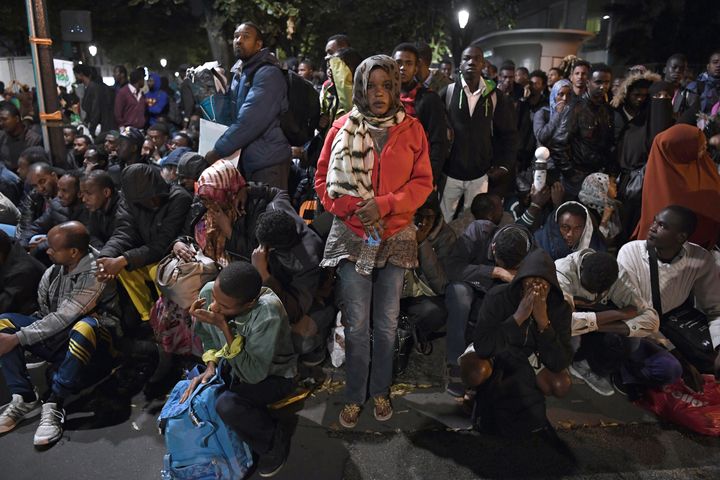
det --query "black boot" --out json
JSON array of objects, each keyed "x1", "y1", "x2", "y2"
[{"x1": 257, "y1": 425, "x2": 288, "y2": 478}]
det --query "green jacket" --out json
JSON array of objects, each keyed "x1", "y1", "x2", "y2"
[{"x1": 195, "y1": 283, "x2": 297, "y2": 384}]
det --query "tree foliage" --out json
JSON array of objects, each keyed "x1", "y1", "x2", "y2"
[
  {"x1": 475, "y1": 0, "x2": 520, "y2": 30},
  {"x1": 130, "y1": 0, "x2": 455, "y2": 65},
  {"x1": 2, "y1": 0, "x2": 526, "y2": 70},
  {"x1": 0, "y1": 0, "x2": 31, "y2": 56},
  {"x1": 607, "y1": 0, "x2": 720, "y2": 67}
]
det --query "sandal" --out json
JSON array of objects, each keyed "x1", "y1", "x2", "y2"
[
  {"x1": 339, "y1": 403, "x2": 361, "y2": 428},
  {"x1": 373, "y1": 395, "x2": 393, "y2": 422}
]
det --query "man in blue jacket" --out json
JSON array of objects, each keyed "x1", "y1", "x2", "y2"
[{"x1": 206, "y1": 22, "x2": 291, "y2": 190}]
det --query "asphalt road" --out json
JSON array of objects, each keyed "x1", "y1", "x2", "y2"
[
  {"x1": 2, "y1": 406, "x2": 720, "y2": 480},
  {"x1": 1, "y1": 342, "x2": 719, "y2": 479}
]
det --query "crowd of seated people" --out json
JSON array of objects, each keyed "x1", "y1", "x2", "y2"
[{"x1": 1, "y1": 25, "x2": 720, "y2": 478}]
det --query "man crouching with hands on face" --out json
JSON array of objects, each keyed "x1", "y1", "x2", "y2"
[
  {"x1": 460, "y1": 249, "x2": 573, "y2": 437},
  {"x1": 183, "y1": 261, "x2": 297, "y2": 478}
]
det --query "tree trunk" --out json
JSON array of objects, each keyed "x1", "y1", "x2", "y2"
[{"x1": 202, "y1": 0, "x2": 232, "y2": 68}]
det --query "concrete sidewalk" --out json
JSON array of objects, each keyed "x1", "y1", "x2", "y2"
[{"x1": 0, "y1": 339, "x2": 715, "y2": 480}]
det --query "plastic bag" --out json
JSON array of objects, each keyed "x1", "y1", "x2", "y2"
[
  {"x1": 328, "y1": 312, "x2": 345, "y2": 368},
  {"x1": 636, "y1": 375, "x2": 720, "y2": 436},
  {"x1": 188, "y1": 61, "x2": 232, "y2": 125},
  {"x1": 150, "y1": 298, "x2": 204, "y2": 357}
]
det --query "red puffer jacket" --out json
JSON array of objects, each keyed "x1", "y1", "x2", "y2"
[{"x1": 315, "y1": 113, "x2": 433, "y2": 240}]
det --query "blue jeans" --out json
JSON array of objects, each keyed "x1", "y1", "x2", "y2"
[
  {"x1": 336, "y1": 261, "x2": 405, "y2": 404},
  {"x1": 0, "y1": 313, "x2": 115, "y2": 399},
  {"x1": 445, "y1": 282, "x2": 479, "y2": 365},
  {"x1": 622, "y1": 339, "x2": 682, "y2": 387},
  {"x1": 578, "y1": 333, "x2": 682, "y2": 388},
  {"x1": 291, "y1": 302, "x2": 336, "y2": 356}
]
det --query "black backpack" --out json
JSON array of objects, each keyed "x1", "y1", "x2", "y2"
[{"x1": 249, "y1": 65, "x2": 320, "y2": 147}]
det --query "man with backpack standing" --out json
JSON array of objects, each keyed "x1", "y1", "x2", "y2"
[
  {"x1": 205, "y1": 22, "x2": 292, "y2": 190},
  {"x1": 439, "y1": 44, "x2": 517, "y2": 222}
]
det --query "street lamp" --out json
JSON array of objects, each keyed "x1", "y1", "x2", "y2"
[
  {"x1": 88, "y1": 44, "x2": 97, "y2": 57},
  {"x1": 160, "y1": 58, "x2": 168, "y2": 68},
  {"x1": 602, "y1": 15, "x2": 610, "y2": 20},
  {"x1": 458, "y1": 9, "x2": 469, "y2": 29}
]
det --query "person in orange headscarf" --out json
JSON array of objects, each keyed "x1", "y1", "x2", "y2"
[{"x1": 632, "y1": 124, "x2": 720, "y2": 248}]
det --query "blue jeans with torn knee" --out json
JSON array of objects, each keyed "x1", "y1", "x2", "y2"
[{"x1": 0, "y1": 313, "x2": 115, "y2": 399}]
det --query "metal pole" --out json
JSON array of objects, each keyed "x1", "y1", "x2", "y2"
[{"x1": 25, "y1": 0, "x2": 65, "y2": 166}]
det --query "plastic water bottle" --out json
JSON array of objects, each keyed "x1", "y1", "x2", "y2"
[
  {"x1": 533, "y1": 146, "x2": 550, "y2": 191},
  {"x1": 355, "y1": 228, "x2": 381, "y2": 276}
]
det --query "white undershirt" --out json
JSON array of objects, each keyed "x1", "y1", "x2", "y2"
[
  {"x1": 128, "y1": 83, "x2": 142, "y2": 101},
  {"x1": 461, "y1": 76, "x2": 486, "y2": 116}
]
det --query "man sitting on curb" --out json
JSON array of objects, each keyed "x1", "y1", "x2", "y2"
[
  {"x1": 555, "y1": 249, "x2": 681, "y2": 398},
  {"x1": 443, "y1": 222, "x2": 535, "y2": 397},
  {"x1": 251, "y1": 210, "x2": 329, "y2": 365},
  {"x1": 618, "y1": 205, "x2": 720, "y2": 386},
  {"x1": 80, "y1": 170, "x2": 120, "y2": 250},
  {"x1": 0, "y1": 221, "x2": 119, "y2": 446},
  {"x1": 460, "y1": 249, "x2": 572, "y2": 436},
  {"x1": 98, "y1": 164, "x2": 192, "y2": 322},
  {"x1": 186, "y1": 262, "x2": 297, "y2": 477}
]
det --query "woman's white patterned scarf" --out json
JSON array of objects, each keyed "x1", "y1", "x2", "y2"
[{"x1": 326, "y1": 55, "x2": 406, "y2": 200}]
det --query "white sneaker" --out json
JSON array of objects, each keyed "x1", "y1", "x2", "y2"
[
  {"x1": 569, "y1": 360, "x2": 615, "y2": 396},
  {"x1": 33, "y1": 402, "x2": 65, "y2": 446},
  {"x1": 0, "y1": 393, "x2": 40, "y2": 433}
]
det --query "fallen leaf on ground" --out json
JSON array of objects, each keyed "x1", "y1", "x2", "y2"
[
  {"x1": 314, "y1": 377, "x2": 346, "y2": 395},
  {"x1": 390, "y1": 382, "x2": 434, "y2": 398}
]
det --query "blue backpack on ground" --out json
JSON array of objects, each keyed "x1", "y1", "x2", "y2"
[{"x1": 158, "y1": 364, "x2": 253, "y2": 479}]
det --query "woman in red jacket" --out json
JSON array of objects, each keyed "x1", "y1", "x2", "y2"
[{"x1": 315, "y1": 55, "x2": 433, "y2": 428}]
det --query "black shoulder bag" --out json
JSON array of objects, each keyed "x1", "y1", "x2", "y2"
[{"x1": 648, "y1": 246, "x2": 716, "y2": 373}]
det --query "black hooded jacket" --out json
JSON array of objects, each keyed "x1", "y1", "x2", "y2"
[
  {"x1": 100, "y1": 164, "x2": 192, "y2": 269},
  {"x1": 263, "y1": 214, "x2": 324, "y2": 324},
  {"x1": 471, "y1": 248, "x2": 572, "y2": 436},
  {"x1": 413, "y1": 86, "x2": 449, "y2": 182},
  {"x1": 88, "y1": 192, "x2": 120, "y2": 249},
  {"x1": 473, "y1": 248, "x2": 572, "y2": 372},
  {"x1": 0, "y1": 240, "x2": 45, "y2": 314},
  {"x1": 23, "y1": 199, "x2": 89, "y2": 247},
  {"x1": 613, "y1": 99, "x2": 673, "y2": 172},
  {"x1": 556, "y1": 95, "x2": 616, "y2": 175},
  {"x1": 177, "y1": 153, "x2": 208, "y2": 184},
  {"x1": 444, "y1": 220, "x2": 498, "y2": 291},
  {"x1": 444, "y1": 221, "x2": 534, "y2": 293}
]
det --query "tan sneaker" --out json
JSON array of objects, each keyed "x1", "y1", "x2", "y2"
[
  {"x1": 373, "y1": 395, "x2": 393, "y2": 422},
  {"x1": 339, "y1": 403, "x2": 361, "y2": 428}
]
